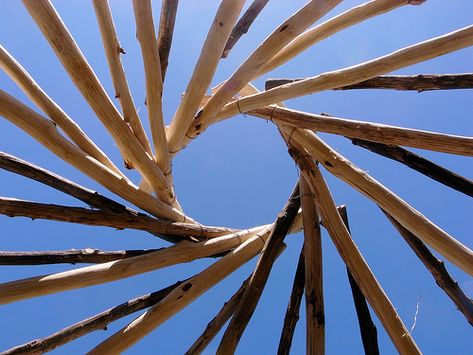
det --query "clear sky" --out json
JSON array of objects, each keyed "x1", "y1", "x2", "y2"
[{"x1": 0, "y1": 0, "x2": 472, "y2": 354}]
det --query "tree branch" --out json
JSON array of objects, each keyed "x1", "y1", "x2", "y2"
[
  {"x1": 1, "y1": 280, "x2": 184, "y2": 354},
  {"x1": 0, "y1": 151, "x2": 133, "y2": 213},
  {"x1": 287, "y1": 141, "x2": 420, "y2": 354},
  {"x1": 350, "y1": 139, "x2": 473, "y2": 198},
  {"x1": 157, "y1": 0, "x2": 179, "y2": 81},
  {"x1": 277, "y1": 246, "x2": 305, "y2": 355},
  {"x1": 300, "y1": 176, "x2": 324, "y2": 354},
  {"x1": 338, "y1": 205, "x2": 380, "y2": 355},
  {"x1": 383, "y1": 211, "x2": 473, "y2": 327},
  {"x1": 0, "y1": 197, "x2": 236, "y2": 242},
  {"x1": 251, "y1": 105, "x2": 473, "y2": 157},
  {"x1": 185, "y1": 278, "x2": 249, "y2": 355},
  {"x1": 221, "y1": 0, "x2": 270, "y2": 58},
  {"x1": 217, "y1": 183, "x2": 301, "y2": 354},
  {"x1": 265, "y1": 74, "x2": 473, "y2": 91},
  {"x1": 0, "y1": 249, "x2": 162, "y2": 265}
]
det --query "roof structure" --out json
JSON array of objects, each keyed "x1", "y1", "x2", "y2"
[{"x1": 0, "y1": 0, "x2": 472, "y2": 353}]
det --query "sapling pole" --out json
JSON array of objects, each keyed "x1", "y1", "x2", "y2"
[
  {"x1": 2, "y1": 280, "x2": 185, "y2": 354},
  {"x1": 251, "y1": 105, "x2": 473, "y2": 156},
  {"x1": 93, "y1": 0, "x2": 152, "y2": 154},
  {"x1": 185, "y1": 278, "x2": 250, "y2": 355},
  {"x1": 0, "y1": 45, "x2": 125, "y2": 178},
  {"x1": 218, "y1": 25, "x2": 473, "y2": 121},
  {"x1": 0, "y1": 249, "x2": 162, "y2": 266},
  {"x1": 157, "y1": 0, "x2": 179, "y2": 82},
  {"x1": 133, "y1": 0, "x2": 172, "y2": 188},
  {"x1": 277, "y1": 247, "x2": 305, "y2": 355},
  {"x1": 300, "y1": 177, "x2": 325, "y2": 354},
  {"x1": 383, "y1": 211, "x2": 473, "y2": 326},
  {"x1": 338, "y1": 205, "x2": 380, "y2": 355},
  {"x1": 221, "y1": 0, "x2": 271, "y2": 58},
  {"x1": 0, "y1": 151, "x2": 134, "y2": 214},
  {"x1": 350, "y1": 139, "x2": 473, "y2": 198},
  {"x1": 0, "y1": 197, "x2": 234, "y2": 242},
  {"x1": 22, "y1": 0, "x2": 175, "y2": 203},
  {"x1": 288, "y1": 143, "x2": 420, "y2": 354},
  {"x1": 217, "y1": 184, "x2": 301, "y2": 354},
  {"x1": 180, "y1": 0, "x2": 342, "y2": 151},
  {"x1": 265, "y1": 73, "x2": 473, "y2": 91},
  {"x1": 166, "y1": 0, "x2": 245, "y2": 154}
]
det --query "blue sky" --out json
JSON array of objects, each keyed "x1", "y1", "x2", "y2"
[{"x1": 0, "y1": 0, "x2": 472, "y2": 354}]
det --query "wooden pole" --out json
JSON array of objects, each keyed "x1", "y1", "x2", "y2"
[
  {"x1": 383, "y1": 211, "x2": 473, "y2": 326},
  {"x1": 0, "y1": 151, "x2": 134, "y2": 213},
  {"x1": 0, "y1": 90, "x2": 188, "y2": 222},
  {"x1": 157, "y1": 0, "x2": 179, "y2": 82},
  {"x1": 288, "y1": 144, "x2": 420, "y2": 354},
  {"x1": 251, "y1": 106, "x2": 473, "y2": 156},
  {"x1": 259, "y1": 0, "x2": 425, "y2": 76},
  {"x1": 286, "y1": 127, "x2": 473, "y2": 277},
  {"x1": 221, "y1": 0, "x2": 271, "y2": 58},
  {"x1": 0, "y1": 197, "x2": 234, "y2": 242},
  {"x1": 350, "y1": 139, "x2": 473, "y2": 198},
  {"x1": 92, "y1": 0, "x2": 152, "y2": 154},
  {"x1": 185, "y1": 278, "x2": 249, "y2": 355},
  {"x1": 217, "y1": 184, "x2": 301, "y2": 354},
  {"x1": 338, "y1": 206, "x2": 380, "y2": 355},
  {"x1": 300, "y1": 176, "x2": 325, "y2": 354},
  {"x1": 22, "y1": 0, "x2": 175, "y2": 203},
  {"x1": 166, "y1": 0, "x2": 245, "y2": 154},
  {"x1": 87, "y1": 229, "x2": 272, "y2": 354},
  {"x1": 0, "y1": 45, "x2": 125, "y2": 179},
  {"x1": 218, "y1": 25, "x2": 473, "y2": 121},
  {"x1": 2, "y1": 280, "x2": 185, "y2": 354},
  {"x1": 180, "y1": 0, "x2": 342, "y2": 152},
  {"x1": 0, "y1": 226, "x2": 269, "y2": 304},
  {"x1": 277, "y1": 247, "x2": 305, "y2": 355},
  {"x1": 0, "y1": 249, "x2": 162, "y2": 265},
  {"x1": 265, "y1": 73, "x2": 473, "y2": 91},
  {"x1": 133, "y1": 0, "x2": 171, "y2": 186}
]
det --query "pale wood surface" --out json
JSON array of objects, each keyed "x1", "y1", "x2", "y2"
[
  {"x1": 0, "y1": 90, "x2": 187, "y2": 222},
  {"x1": 0, "y1": 45, "x2": 125, "y2": 178},
  {"x1": 2, "y1": 281, "x2": 185, "y2": 354},
  {"x1": 0, "y1": 226, "x2": 269, "y2": 305},
  {"x1": 260, "y1": 0, "x2": 420, "y2": 76},
  {"x1": 87, "y1": 230, "x2": 271, "y2": 354},
  {"x1": 300, "y1": 177, "x2": 325, "y2": 355},
  {"x1": 289, "y1": 144, "x2": 420, "y2": 354},
  {"x1": 22, "y1": 0, "x2": 175, "y2": 204},
  {"x1": 218, "y1": 25, "x2": 473, "y2": 120},
  {"x1": 287, "y1": 127, "x2": 473, "y2": 276},
  {"x1": 180, "y1": 0, "x2": 342, "y2": 151},
  {"x1": 166, "y1": 0, "x2": 245, "y2": 154},
  {"x1": 93, "y1": 0, "x2": 152, "y2": 155},
  {"x1": 133, "y1": 0, "x2": 171, "y2": 185},
  {"x1": 252, "y1": 106, "x2": 473, "y2": 156}
]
